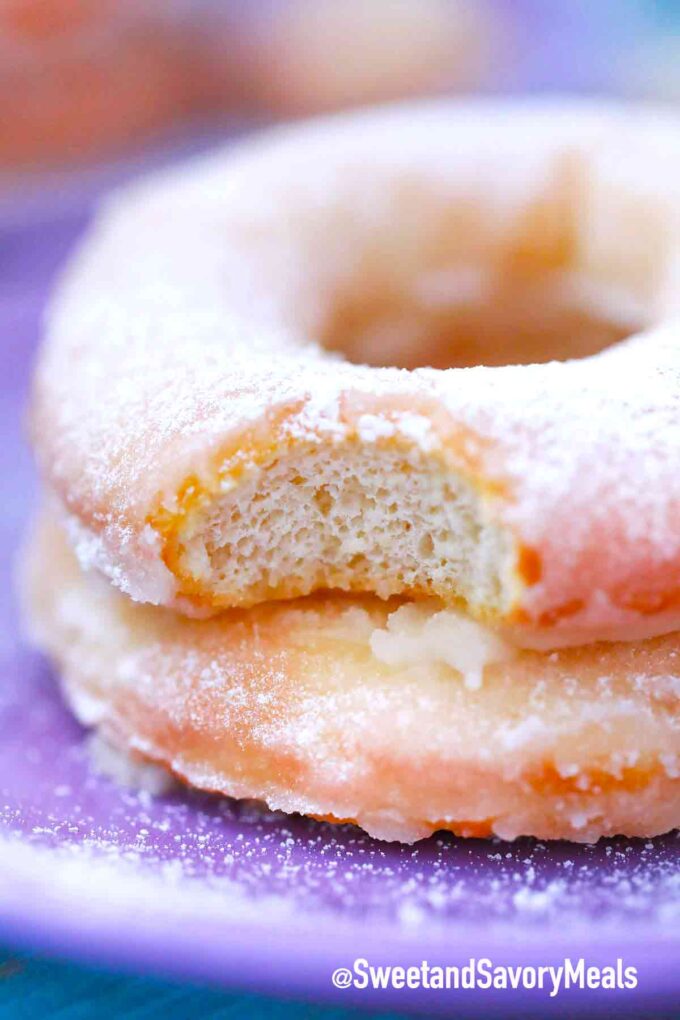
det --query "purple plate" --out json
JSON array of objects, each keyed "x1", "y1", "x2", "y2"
[{"x1": 1, "y1": 149, "x2": 679, "y2": 1018}]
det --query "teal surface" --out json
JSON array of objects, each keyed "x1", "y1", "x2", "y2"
[{"x1": 0, "y1": 949, "x2": 413, "y2": 1019}]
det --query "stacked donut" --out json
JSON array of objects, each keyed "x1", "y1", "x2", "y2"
[{"x1": 24, "y1": 100, "x2": 680, "y2": 842}]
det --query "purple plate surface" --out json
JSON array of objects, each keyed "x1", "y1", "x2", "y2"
[{"x1": 1, "y1": 142, "x2": 679, "y2": 1018}]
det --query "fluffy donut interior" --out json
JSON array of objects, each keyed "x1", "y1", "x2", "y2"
[{"x1": 176, "y1": 443, "x2": 515, "y2": 615}]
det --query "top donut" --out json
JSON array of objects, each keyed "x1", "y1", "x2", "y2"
[{"x1": 31, "y1": 99, "x2": 680, "y2": 648}]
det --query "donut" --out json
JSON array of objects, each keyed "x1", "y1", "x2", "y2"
[
  {"x1": 22, "y1": 513, "x2": 680, "y2": 843},
  {"x1": 249, "y1": 0, "x2": 492, "y2": 116},
  {"x1": 26, "y1": 99, "x2": 680, "y2": 841},
  {"x1": 0, "y1": 0, "x2": 185, "y2": 165},
  {"x1": 31, "y1": 100, "x2": 680, "y2": 651}
]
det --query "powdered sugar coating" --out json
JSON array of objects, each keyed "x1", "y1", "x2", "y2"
[
  {"x1": 21, "y1": 514, "x2": 680, "y2": 843},
  {"x1": 31, "y1": 98, "x2": 680, "y2": 641}
]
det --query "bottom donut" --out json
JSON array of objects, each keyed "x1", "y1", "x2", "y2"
[{"x1": 21, "y1": 514, "x2": 680, "y2": 843}]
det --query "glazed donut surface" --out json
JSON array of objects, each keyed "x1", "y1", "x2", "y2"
[
  {"x1": 23, "y1": 514, "x2": 680, "y2": 843},
  {"x1": 31, "y1": 100, "x2": 680, "y2": 646}
]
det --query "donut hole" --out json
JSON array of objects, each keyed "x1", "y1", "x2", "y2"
[
  {"x1": 321, "y1": 268, "x2": 637, "y2": 370},
  {"x1": 312, "y1": 150, "x2": 655, "y2": 370}
]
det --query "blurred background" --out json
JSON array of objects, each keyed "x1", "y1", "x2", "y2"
[{"x1": 1, "y1": 0, "x2": 679, "y2": 205}]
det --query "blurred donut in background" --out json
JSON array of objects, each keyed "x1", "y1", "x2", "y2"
[
  {"x1": 4, "y1": 1, "x2": 677, "y2": 172},
  {"x1": 250, "y1": 0, "x2": 498, "y2": 115},
  {"x1": 0, "y1": 0, "x2": 189, "y2": 166},
  {"x1": 0, "y1": 0, "x2": 498, "y2": 167}
]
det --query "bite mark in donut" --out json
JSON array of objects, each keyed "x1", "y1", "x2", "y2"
[{"x1": 31, "y1": 100, "x2": 680, "y2": 647}]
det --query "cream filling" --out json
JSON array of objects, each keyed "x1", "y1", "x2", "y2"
[{"x1": 369, "y1": 601, "x2": 514, "y2": 690}]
